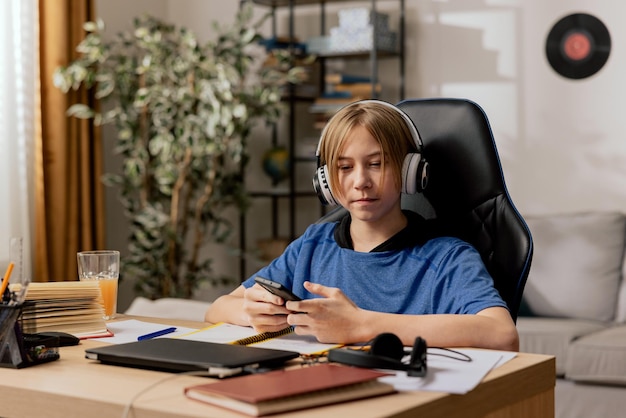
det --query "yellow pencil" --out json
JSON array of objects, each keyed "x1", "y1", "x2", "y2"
[{"x1": 0, "y1": 262, "x2": 15, "y2": 297}]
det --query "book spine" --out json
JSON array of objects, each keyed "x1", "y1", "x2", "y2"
[
  {"x1": 231, "y1": 326, "x2": 294, "y2": 345},
  {"x1": 325, "y1": 73, "x2": 372, "y2": 84},
  {"x1": 332, "y1": 82, "x2": 381, "y2": 97}
]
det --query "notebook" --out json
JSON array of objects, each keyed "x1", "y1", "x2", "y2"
[
  {"x1": 178, "y1": 323, "x2": 342, "y2": 355},
  {"x1": 84, "y1": 338, "x2": 299, "y2": 377},
  {"x1": 184, "y1": 363, "x2": 396, "y2": 416}
]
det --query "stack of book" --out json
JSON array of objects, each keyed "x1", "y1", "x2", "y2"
[
  {"x1": 310, "y1": 92, "x2": 364, "y2": 116},
  {"x1": 331, "y1": 82, "x2": 381, "y2": 99},
  {"x1": 18, "y1": 281, "x2": 111, "y2": 338},
  {"x1": 310, "y1": 73, "x2": 382, "y2": 126}
]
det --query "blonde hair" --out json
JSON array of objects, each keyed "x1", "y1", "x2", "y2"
[{"x1": 317, "y1": 100, "x2": 418, "y2": 199}]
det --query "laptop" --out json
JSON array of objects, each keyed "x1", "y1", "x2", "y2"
[{"x1": 85, "y1": 338, "x2": 299, "y2": 377}]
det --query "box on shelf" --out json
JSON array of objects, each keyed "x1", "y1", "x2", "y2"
[
  {"x1": 337, "y1": 8, "x2": 389, "y2": 32},
  {"x1": 329, "y1": 26, "x2": 397, "y2": 53},
  {"x1": 306, "y1": 8, "x2": 396, "y2": 54}
]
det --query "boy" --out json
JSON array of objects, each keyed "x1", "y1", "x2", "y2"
[{"x1": 206, "y1": 100, "x2": 519, "y2": 351}]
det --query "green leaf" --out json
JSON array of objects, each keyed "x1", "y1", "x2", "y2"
[{"x1": 66, "y1": 104, "x2": 95, "y2": 119}]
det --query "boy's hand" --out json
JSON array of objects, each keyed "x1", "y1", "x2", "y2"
[
  {"x1": 285, "y1": 281, "x2": 366, "y2": 343},
  {"x1": 242, "y1": 284, "x2": 292, "y2": 333}
]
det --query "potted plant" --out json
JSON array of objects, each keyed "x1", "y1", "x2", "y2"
[{"x1": 53, "y1": 4, "x2": 307, "y2": 299}]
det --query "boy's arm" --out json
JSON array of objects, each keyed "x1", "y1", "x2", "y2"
[
  {"x1": 286, "y1": 282, "x2": 519, "y2": 351},
  {"x1": 204, "y1": 285, "x2": 249, "y2": 325},
  {"x1": 359, "y1": 307, "x2": 519, "y2": 351}
]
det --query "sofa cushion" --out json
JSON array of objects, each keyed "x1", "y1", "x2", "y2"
[
  {"x1": 523, "y1": 212, "x2": 625, "y2": 322},
  {"x1": 517, "y1": 317, "x2": 608, "y2": 376},
  {"x1": 565, "y1": 325, "x2": 626, "y2": 385}
]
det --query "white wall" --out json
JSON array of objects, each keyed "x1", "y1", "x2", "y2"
[
  {"x1": 516, "y1": 1, "x2": 626, "y2": 215},
  {"x1": 96, "y1": 0, "x2": 626, "y2": 306},
  {"x1": 408, "y1": 0, "x2": 626, "y2": 216}
]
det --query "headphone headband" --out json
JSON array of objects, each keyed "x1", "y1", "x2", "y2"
[{"x1": 313, "y1": 99, "x2": 429, "y2": 205}]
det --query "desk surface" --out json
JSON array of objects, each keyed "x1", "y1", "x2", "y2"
[{"x1": 0, "y1": 316, "x2": 555, "y2": 418}]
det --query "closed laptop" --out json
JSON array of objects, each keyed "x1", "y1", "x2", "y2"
[{"x1": 85, "y1": 338, "x2": 299, "y2": 377}]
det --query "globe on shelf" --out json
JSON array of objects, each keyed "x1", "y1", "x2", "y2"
[{"x1": 262, "y1": 146, "x2": 290, "y2": 186}]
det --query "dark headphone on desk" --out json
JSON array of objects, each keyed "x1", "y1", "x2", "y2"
[
  {"x1": 312, "y1": 100, "x2": 429, "y2": 206},
  {"x1": 327, "y1": 332, "x2": 427, "y2": 377}
]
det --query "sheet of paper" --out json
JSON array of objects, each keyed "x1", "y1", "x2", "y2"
[
  {"x1": 379, "y1": 348, "x2": 517, "y2": 394},
  {"x1": 97, "y1": 319, "x2": 197, "y2": 344}
]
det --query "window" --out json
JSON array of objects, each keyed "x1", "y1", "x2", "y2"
[{"x1": 0, "y1": 0, "x2": 36, "y2": 277}]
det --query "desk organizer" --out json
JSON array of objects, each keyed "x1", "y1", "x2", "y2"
[{"x1": 0, "y1": 302, "x2": 60, "y2": 368}]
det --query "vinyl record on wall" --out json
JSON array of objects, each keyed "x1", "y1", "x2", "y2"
[{"x1": 545, "y1": 13, "x2": 611, "y2": 80}]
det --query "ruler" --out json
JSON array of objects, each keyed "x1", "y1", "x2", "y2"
[{"x1": 9, "y1": 237, "x2": 28, "y2": 303}]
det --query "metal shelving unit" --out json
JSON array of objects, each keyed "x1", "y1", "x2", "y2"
[{"x1": 239, "y1": 0, "x2": 405, "y2": 280}]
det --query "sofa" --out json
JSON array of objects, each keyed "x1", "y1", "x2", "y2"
[{"x1": 517, "y1": 211, "x2": 626, "y2": 418}]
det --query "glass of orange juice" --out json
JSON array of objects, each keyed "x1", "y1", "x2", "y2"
[{"x1": 77, "y1": 250, "x2": 120, "y2": 320}]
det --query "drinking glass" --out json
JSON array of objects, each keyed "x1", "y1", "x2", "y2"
[{"x1": 77, "y1": 250, "x2": 119, "y2": 320}]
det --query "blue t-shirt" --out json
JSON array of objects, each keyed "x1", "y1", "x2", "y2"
[{"x1": 243, "y1": 221, "x2": 506, "y2": 315}]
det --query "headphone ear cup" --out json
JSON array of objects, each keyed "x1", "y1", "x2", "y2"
[
  {"x1": 369, "y1": 332, "x2": 405, "y2": 361},
  {"x1": 401, "y1": 153, "x2": 428, "y2": 194},
  {"x1": 327, "y1": 332, "x2": 408, "y2": 371},
  {"x1": 327, "y1": 333, "x2": 428, "y2": 376},
  {"x1": 312, "y1": 164, "x2": 338, "y2": 206}
]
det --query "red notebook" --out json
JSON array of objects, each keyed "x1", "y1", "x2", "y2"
[{"x1": 184, "y1": 363, "x2": 396, "y2": 416}]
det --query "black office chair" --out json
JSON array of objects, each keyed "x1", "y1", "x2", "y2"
[{"x1": 316, "y1": 98, "x2": 533, "y2": 322}]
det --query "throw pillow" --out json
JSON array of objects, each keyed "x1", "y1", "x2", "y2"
[{"x1": 523, "y1": 211, "x2": 625, "y2": 322}]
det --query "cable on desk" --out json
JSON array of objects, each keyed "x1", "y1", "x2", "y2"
[
  {"x1": 426, "y1": 347, "x2": 473, "y2": 362},
  {"x1": 121, "y1": 370, "x2": 212, "y2": 418}
]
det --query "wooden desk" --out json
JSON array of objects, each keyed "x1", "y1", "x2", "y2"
[{"x1": 0, "y1": 317, "x2": 555, "y2": 418}]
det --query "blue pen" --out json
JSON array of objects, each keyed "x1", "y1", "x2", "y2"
[{"x1": 137, "y1": 327, "x2": 177, "y2": 341}]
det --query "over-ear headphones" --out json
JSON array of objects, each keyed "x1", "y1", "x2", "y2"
[
  {"x1": 312, "y1": 100, "x2": 429, "y2": 206},
  {"x1": 327, "y1": 333, "x2": 427, "y2": 377}
]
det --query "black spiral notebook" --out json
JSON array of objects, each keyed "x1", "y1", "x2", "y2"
[{"x1": 84, "y1": 338, "x2": 299, "y2": 377}]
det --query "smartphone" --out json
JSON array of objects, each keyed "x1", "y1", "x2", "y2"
[{"x1": 254, "y1": 276, "x2": 301, "y2": 302}]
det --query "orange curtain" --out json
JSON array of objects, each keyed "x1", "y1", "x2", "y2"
[{"x1": 36, "y1": 0, "x2": 105, "y2": 282}]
